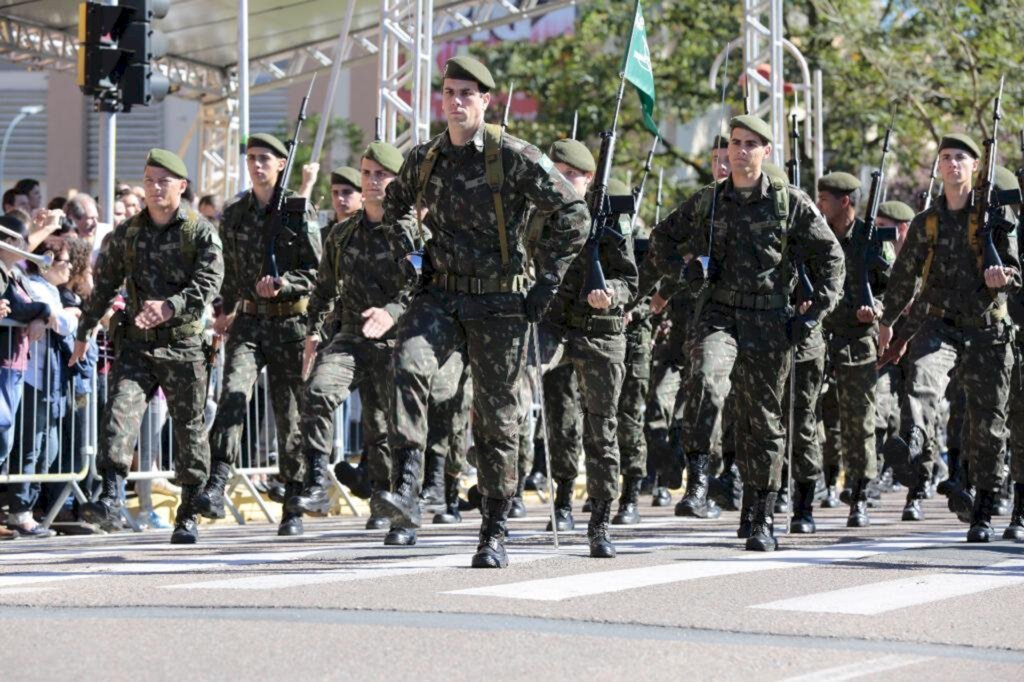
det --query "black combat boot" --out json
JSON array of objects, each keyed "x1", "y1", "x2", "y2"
[
  {"x1": 419, "y1": 451, "x2": 446, "y2": 515},
  {"x1": 775, "y1": 463, "x2": 791, "y2": 514},
  {"x1": 278, "y1": 482, "x2": 305, "y2": 536},
  {"x1": 286, "y1": 455, "x2": 332, "y2": 515},
  {"x1": 432, "y1": 475, "x2": 463, "y2": 525},
  {"x1": 709, "y1": 452, "x2": 742, "y2": 511},
  {"x1": 371, "y1": 448, "x2": 423, "y2": 529},
  {"x1": 737, "y1": 485, "x2": 756, "y2": 539},
  {"x1": 471, "y1": 497, "x2": 513, "y2": 569},
  {"x1": 265, "y1": 477, "x2": 287, "y2": 504},
  {"x1": 937, "y1": 448, "x2": 960, "y2": 496},
  {"x1": 882, "y1": 426, "x2": 926, "y2": 488},
  {"x1": 508, "y1": 474, "x2": 527, "y2": 519},
  {"x1": 364, "y1": 480, "x2": 390, "y2": 529},
  {"x1": 170, "y1": 484, "x2": 201, "y2": 545},
  {"x1": 384, "y1": 526, "x2": 417, "y2": 546},
  {"x1": 901, "y1": 483, "x2": 926, "y2": 522},
  {"x1": 194, "y1": 460, "x2": 231, "y2": 520},
  {"x1": 947, "y1": 460, "x2": 973, "y2": 524},
  {"x1": 789, "y1": 480, "x2": 817, "y2": 534},
  {"x1": 1002, "y1": 483, "x2": 1024, "y2": 540},
  {"x1": 745, "y1": 490, "x2": 778, "y2": 552},
  {"x1": 546, "y1": 478, "x2": 575, "y2": 531},
  {"x1": 675, "y1": 453, "x2": 721, "y2": 519},
  {"x1": 335, "y1": 459, "x2": 373, "y2": 499},
  {"x1": 651, "y1": 486, "x2": 672, "y2": 507},
  {"x1": 847, "y1": 478, "x2": 871, "y2": 528},
  {"x1": 80, "y1": 468, "x2": 124, "y2": 531},
  {"x1": 612, "y1": 476, "x2": 642, "y2": 525},
  {"x1": 967, "y1": 489, "x2": 997, "y2": 543},
  {"x1": 821, "y1": 465, "x2": 840, "y2": 508},
  {"x1": 588, "y1": 499, "x2": 616, "y2": 559}
]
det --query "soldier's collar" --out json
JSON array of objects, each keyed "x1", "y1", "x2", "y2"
[{"x1": 442, "y1": 125, "x2": 486, "y2": 154}]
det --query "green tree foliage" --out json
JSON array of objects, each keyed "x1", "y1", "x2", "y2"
[{"x1": 277, "y1": 114, "x2": 365, "y2": 212}]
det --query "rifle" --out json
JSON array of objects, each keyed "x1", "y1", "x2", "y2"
[
  {"x1": 263, "y1": 76, "x2": 316, "y2": 280},
  {"x1": 571, "y1": 110, "x2": 579, "y2": 140},
  {"x1": 787, "y1": 108, "x2": 814, "y2": 303},
  {"x1": 975, "y1": 76, "x2": 1023, "y2": 270},
  {"x1": 1018, "y1": 129, "x2": 1024, "y2": 193},
  {"x1": 919, "y1": 155, "x2": 939, "y2": 212},
  {"x1": 858, "y1": 104, "x2": 898, "y2": 311},
  {"x1": 502, "y1": 81, "x2": 515, "y2": 129},
  {"x1": 630, "y1": 135, "x2": 659, "y2": 231}
]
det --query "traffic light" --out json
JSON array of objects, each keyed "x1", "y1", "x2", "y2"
[{"x1": 76, "y1": 0, "x2": 171, "y2": 112}]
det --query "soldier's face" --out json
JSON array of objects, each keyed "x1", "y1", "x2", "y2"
[
  {"x1": 938, "y1": 149, "x2": 976, "y2": 187},
  {"x1": 359, "y1": 157, "x2": 397, "y2": 204},
  {"x1": 331, "y1": 184, "x2": 362, "y2": 219},
  {"x1": 711, "y1": 148, "x2": 730, "y2": 181},
  {"x1": 553, "y1": 162, "x2": 593, "y2": 198},
  {"x1": 815, "y1": 191, "x2": 846, "y2": 227},
  {"x1": 442, "y1": 78, "x2": 490, "y2": 134},
  {"x1": 728, "y1": 129, "x2": 771, "y2": 177},
  {"x1": 143, "y1": 166, "x2": 187, "y2": 213},
  {"x1": 246, "y1": 149, "x2": 286, "y2": 188}
]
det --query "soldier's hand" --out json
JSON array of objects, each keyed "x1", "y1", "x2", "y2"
[
  {"x1": 361, "y1": 307, "x2": 395, "y2": 339},
  {"x1": 856, "y1": 305, "x2": 877, "y2": 324},
  {"x1": 877, "y1": 336, "x2": 908, "y2": 369},
  {"x1": 134, "y1": 300, "x2": 172, "y2": 330},
  {"x1": 587, "y1": 289, "x2": 614, "y2": 310},
  {"x1": 877, "y1": 323, "x2": 893, "y2": 356},
  {"x1": 213, "y1": 312, "x2": 236, "y2": 336},
  {"x1": 299, "y1": 163, "x2": 320, "y2": 199},
  {"x1": 67, "y1": 340, "x2": 89, "y2": 367},
  {"x1": 984, "y1": 265, "x2": 1012, "y2": 289},
  {"x1": 798, "y1": 300, "x2": 812, "y2": 315},
  {"x1": 0, "y1": 299, "x2": 9, "y2": 320},
  {"x1": 255, "y1": 276, "x2": 282, "y2": 298},
  {"x1": 524, "y1": 282, "x2": 558, "y2": 323},
  {"x1": 302, "y1": 335, "x2": 319, "y2": 381},
  {"x1": 650, "y1": 292, "x2": 668, "y2": 315}
]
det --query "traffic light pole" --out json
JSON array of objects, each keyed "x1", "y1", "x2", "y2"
[{"x1": 100, "y1": 0, "x2": 117, "y2": 226}]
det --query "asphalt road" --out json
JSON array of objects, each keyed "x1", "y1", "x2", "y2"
[{"x1": 2, "y1": 491, "x2": 1023, "y2": 681}]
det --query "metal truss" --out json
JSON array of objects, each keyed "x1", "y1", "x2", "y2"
[
  {"x1": 196, "y1": 99, "x2": 243, "y2": 200},
  {"x1": 378, "y1": 0, "x2": 433, "y2": 148}
]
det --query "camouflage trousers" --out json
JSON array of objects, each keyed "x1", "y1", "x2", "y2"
[
  {"x1": 100, "y1": 339, "x2": 209, "y2": 485},
  {"x1": 875, "y1": 363, "x2": 902, "y2": 440},
  {"x1": 618, "y1": 325, "x2": 652, "y2": 478},
  {"x1": 784, "y1": 351, "x2": 826, "y2": 483},
  {"x1": 540, "y1": 361, "x2": 582, "y2": 480},
  {"x1": 209, "y1": 315, "x2": 305, "y2": 483},
  {"x1": 539, "y1": 322, "x2": 625, "y2": 501},
  {"x1": 644, "y1": 325, "x2": 686, "y2": 478},
  {"x1": 685, "y1": 310, "x2": 791, "y2": 491},
  {"x1": 821, "y1": 334, "x2": 879, "y2": 482},
  {"x1": 899, "y1": 319, "x2": 1013, "y2": 491},
  {"x1": 1009, "y1": 344, "x2": 1024, "y2": 482},
  {"x1": 425, "y1": 350, "x2": 471, "y2": 479},
  {"x1": 302, "y1": 333, "x2": 393, "y2": 488},
  {"x1": 390, "y1": 288, "x2": 527, "y2": 498}
]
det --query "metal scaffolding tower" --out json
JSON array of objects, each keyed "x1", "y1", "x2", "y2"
[{"x1": 378, "y1": 0, "x2": 434, "y2": 148}]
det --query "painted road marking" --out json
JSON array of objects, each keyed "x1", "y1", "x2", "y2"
[{"x1": 779, "y1": 655, "x2": 933, "y2": 681}]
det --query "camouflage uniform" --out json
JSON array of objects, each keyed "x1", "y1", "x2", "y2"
[
  {"x1": 643, "y1": 282, "x2": 690, "y2": 486},
  {"x1": 785, "y1": 330, "x2": 826, "y2": 483},
  {"x1": 426, "y1": 350, "x2": 471, "y2": 479},
  {"x1": 619, "y1": 294, "x2": 653, "y2": 479},
  {"x1": 78, "y1": 206, "x2": 223, "y2": 484},
  {"x1": 542, "y1": 361, "x2": 583, "y2": 480},
  {"x1": 210, "y1": 190, "x2": 320, "y2": 483},
  {"x1": 380, "y1": 124, "x2": 588, "y2": 502},
  {"x1": 301, "y1": 210, "x2": 413, "y2": 492}
]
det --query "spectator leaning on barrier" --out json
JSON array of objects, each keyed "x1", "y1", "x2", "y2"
[{"x1": 2, "y1": 188, "x2": 30, "y2": 215}]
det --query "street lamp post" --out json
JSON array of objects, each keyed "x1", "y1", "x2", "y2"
[{"x1": 0, "y1": 105, "x2": 44, "y2": 190}]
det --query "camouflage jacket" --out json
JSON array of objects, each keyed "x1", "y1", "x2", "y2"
[
  {"x1": 823, "y1": 217, "x2": 894, "y2": 336},
  {"x1": 219, "y1": 188, "x2": 321, "y2": 312},
  {"x1": 307, "y1": 209, "x2": 416, "y2": 340},
  {"x1": 381, "y1": 125, "x2": 589, "y2": 289},
  {"x1": 652, "y1": 174, "x2": 844, "y2": 325},
  {"x1": 882, "y1": 194, "x2": 1020, "y2": 328},
  {"x1": 78, "y1": 205, "x2": 223, "y2": 341}
]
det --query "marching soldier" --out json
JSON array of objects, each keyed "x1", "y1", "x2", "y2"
[
  {"x1": 880, "y1": 134, "x2": 1020, "y2": 541},
  {"x1": 651, "y1": 115, "x2": 844, "y2": 551},
  {"x1": 195, "y1": 133, "x2": 322, "y2": 536},
  {"x1": 330, "y1": 166, "x2": 364, "y2": 222},
  {"x1": 72, "y1": 149, "x2": 224, "y2": 544},
  {"x1": 374, "y1": 56, "x2": 589, "y2": 568}
]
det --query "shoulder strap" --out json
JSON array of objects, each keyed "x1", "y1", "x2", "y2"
[
  {"x1": 333, "y1": 216, "x2": 362, "y2": 284},
  {"x1": 483, "y1": 123, "x2": 509, "y2": 271},
  {"x1": 415, "y1": 137, "x2": 444, "y2": 246},
  {"x1": 920, "y1": 212, "x2": 940, "y2": 291},
  {"x1": 123, "y1": 219, "x2": 143, "y2": 311},
  {"x1": 180, "y1": 210, "x2": 200, "y2": 264},
  {"x1": 771, "y1": 180, "x2": 794, "y2": 293}
]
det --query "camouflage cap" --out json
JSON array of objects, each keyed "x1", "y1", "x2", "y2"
[
  {"x1": 247, "y1": 133, "x2": 288, "y2": 158},
  {"x1": 363, "y1": 141, "x2": 404, "y2": 174},
  {"x1": 549, "y1": 138, "x2": 596, "y2": 173},
  {"x1": 878, "y1": 200, "x2": 915, "y2": 222},
  {"x1": 607, "y1": 178, "x2": 630, "y2": 196},
  {"x1": 729, "y1": 114, "x2": 773, "y2": 144},
  {"x1": 761, "y1": 162, "x2": 788, "y2": 184},
  {"x1": 443, "y1": 55, "x2": 495, "y2": 91},
  {"x1": 995, "y1": 165, "x2": 1018, "y2": 192},
  {"x1": 939, "y1": 133, "x2": 981, "y2": 159},
  {"x1": 145, "y1": 148, "x2": 188, "y2": 179},
  {"x1": 818, "y1": 171, "x2": 862, "y2": 194},
  {"x1": 330, "y1": 166, "x2": 362, "y2": 190},
  {"x1": 712, "y1": 134, "x2": 730, "y2": 150}
]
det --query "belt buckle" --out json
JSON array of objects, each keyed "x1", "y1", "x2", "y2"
[{"x1": 471, "y1": 278, "x2": 483, "y2": 295}]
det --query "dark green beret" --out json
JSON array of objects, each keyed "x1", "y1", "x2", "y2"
[
  {"x1": 330, "y1": 166, "x2": 361, "y2": 190},
  {"x1": 761, "y1": 162, "x2": 787, "y2": 184},
  {"x1": 607, "y1": 178, "x2": 630, "y2": 196},
  {"x1": 548, "y1": 138, "x2": 596, "y2": 173},
  {"x1": 363, "y1": 141, "x2": 404, "y2": 174},
  {"x1": 878, "y1": 200, "x2": 915, "y2": 222},
  {"x1": 818, "y1": 171, "x2": 861, "y2": 194},
  {"x1": 247, "y1": 133, "x2": 288, "y2": 158},
  {"x1": 145, "y1": 148, "x2": 188, "y2": 179},
  {"x1": 443, "y1": 55, "x2": 495, "y2": 91},
  {"x1": 712, "y1": 134, "x2": 729, "y2": 150},
  {"x1": 730, "y1": 115, "x2": 772, "y2": 144},
  {"x1": 995, "y1": 165, "x2": 1018, "y2": 192},
  {"x1": 939, "y1": 133, "x2": 981, "y2": 159}
]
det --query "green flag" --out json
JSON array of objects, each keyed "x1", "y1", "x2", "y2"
[{"x1": 622, "y1": 0, "x2": 659, "y2": 137}]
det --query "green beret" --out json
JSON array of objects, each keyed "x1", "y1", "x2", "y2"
[
  {"x1": 878, "y1": 200, "x2": 915, "y2": 222},
  {"x1": 818, "y1": 172, "x2": 861, "y2": 194},
  {"x1": 363, "y1": 141, "x2": 404, "y2": 174},
  {"x1": 548, "y1": 138, "x2": 596, "y2": 173},
  {"x1": 607, "y1": 178, "x2": 630, "y2": 196},
  {"x1": 330, "y1": 166, "x2": 361, "y2": 190},
  {"x1": 939, "y1": 133, "x2": 981, "y2": 159},
  {"x1": 145, "y1": 148, "x2": 188, "y2": 179},
  {"x1": 443, "y1": 55, "x2": 495, "y2": 91},
  {"x1": 995, "y1": 165, "x2": 1018, "y2": 192},
  {"x1": 247, "y1": 133, "x2": 288, "y2": 158},
  {"x1": 730, "y1": 115, "x2": 772, "y2": 144},
  {"x1": 761, "y1": 162, "x2": 787, "y2": 184},
  {"x1": 712, "y1": 134, "x2": 730, "y2": 150}
]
